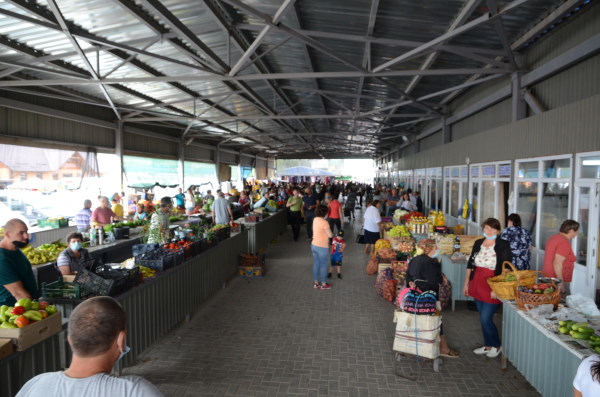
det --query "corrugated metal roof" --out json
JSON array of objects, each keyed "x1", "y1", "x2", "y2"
[{"x1": 0, "y1": 0, "x2": 593, "y2": 158}]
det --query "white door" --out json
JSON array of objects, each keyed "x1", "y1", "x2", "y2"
[{"x1": 572, "y1": 183, "x2": 599, "y2": 299}]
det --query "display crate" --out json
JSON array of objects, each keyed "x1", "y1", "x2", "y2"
[
  {"x1": 0, "y1": 338, "x2": 14, "y2": 360},
  {"x1": 238, "y1": 265, "x2": 265, "y2": 278},
  {"x1": 37, "y1": 218, "x2": 69, "y2": 229},
  {"x1": 135, "y1": 250, "x2": 175, "y2": 272},
  {"x1": 132, "y1": 243, "x2": 161, "y2": 257},
  {"x1": 0, "y1": 312, "x2": 62, "y2": 351},
  {"x1": 238, "y1": 253, "x2": 266, "y2": 278},
  {"x1": 74, "y1": 266, "x2": 136, "y2": 296},
  {"x1": 239, "y1": 253, "x2": 266, "y2": 266},
  {"x1": 244, "y1": 214, "x2": 261, "y2": 223},
  {"x1": 41, "y1": 279, "x2": 83, "y2": 299},
  {"x1": 164, "y1": 248, "x2": 185, "y2": 266}
]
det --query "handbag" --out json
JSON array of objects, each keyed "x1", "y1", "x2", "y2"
[
  {"x1": 401, "y1": 288, "x2": 438, "y2": 315},
  {"x1": 356, "y1": 231, "x2": 365, "y2": 244},
  {"x1": 438, "y1": 277, "x2": 452, "y2": 310}
]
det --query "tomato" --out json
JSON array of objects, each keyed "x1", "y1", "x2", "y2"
[
  {"x1": 15, "y1": 315, "x2": 29, "y2": 328},
  {"x1": 532, "y1": 284, "x2": 539, "y2": 290},
  {"x1": 538, "y1": 283, "x2": 548, "y2": 290}
]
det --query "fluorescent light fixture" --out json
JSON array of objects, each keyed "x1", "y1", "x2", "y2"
[{"x1": 582, "y1": 159, "x2": 600, "y2": 166}]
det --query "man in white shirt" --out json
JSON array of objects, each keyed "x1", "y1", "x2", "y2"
[{"x1": 16, "y1": 296, "x2": 163, "y2": 397}]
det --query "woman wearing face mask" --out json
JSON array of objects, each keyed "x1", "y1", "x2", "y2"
[
  {"x1": 56, "y1": 232, "x2": 93, "y2": 276},
  {"x1": 463, "y1": 218, "x2": 512, "y2": 358},
  {"x1": 406, "y1": 239, "x2": 459, "y2": 358}
]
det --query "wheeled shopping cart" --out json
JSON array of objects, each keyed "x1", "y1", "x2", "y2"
[{"x1": 392, "y1": 310, "x2": 443, "y2": 378}]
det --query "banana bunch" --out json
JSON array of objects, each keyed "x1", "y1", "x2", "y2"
[{"x1": 22, "y1": 242, "x2": 67, "y2": 265}]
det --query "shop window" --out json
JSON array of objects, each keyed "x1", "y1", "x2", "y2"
[
  {"x1": 36, "y1": 173, "x2": 42, "y2": 179},
  {"x1": 471, "y1": 182, "x2": 479, "y2": 223},
  {"x1": 543, "y1": 158, "x2": 571, "y2": 178},
  {"x1": 450, "y1": 181, "x2": 459, "y2": 217},
  {"x1": 576, "y1": 186, "x2": 590, "y2": 266},
  {"x1": 518, "y1": 161, "x2": 539, "y2": 178},
  {"x1": 52, "y1": 174, "x2": 59, "y2": 180},
  {"x1": 539, "y1": 182, "x2": 570, "y2": 249},
  {"x1": 517, "y1": 182, "x2": 538, "y2": 244},
  {"x1": 580, "y1": 156, "x2": 600, "y2": 179},
  {"x1": 481, "y1": 181, "x2": 496, "y2": 222}
]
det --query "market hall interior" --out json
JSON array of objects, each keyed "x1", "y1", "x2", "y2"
[{"x1": 123, "y1": 207, "x2": 539, "y2": 397}]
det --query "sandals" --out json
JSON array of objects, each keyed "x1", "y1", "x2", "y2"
[{"x1": 440, "y1": 349, "x2": 460, "y2": 358}]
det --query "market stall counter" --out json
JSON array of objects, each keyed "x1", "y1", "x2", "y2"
[
  {"x1": 440, "y1": 254, "x2": 471, "y2": 311},
  {"x1": 502, "y1": 302, "x2": 586, "y2": 397},
  {"x1": 0, "y1": 211, "x2": 290, "y2": 395}
]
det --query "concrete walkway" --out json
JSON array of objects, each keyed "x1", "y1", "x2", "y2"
[{"x1": 124, "y1": 207, "x2": 540, "y2": 396}]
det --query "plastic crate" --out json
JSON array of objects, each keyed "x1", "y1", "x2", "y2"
[
  {"x1": 74, "y1": 266, "x2": 133, "y2": 296},
  {"x1": 238, "y1": 265, "x2": 265, "y2": 278},
  {"x1": 135, "y1": 249, "x2": 175, "y2": 272},
  {"x1": 164, "y1": 248, "x2": 185, "y2": 266},
  {"x1": 132, "y1": 243, "x2": 160, "y2": 257},
  {"x1": 41, "y1": 279, "x2": 83, "y2": 299},
  {"x1": 37, "y1": 218, "x2": 69, "y2": 229},
  {"x1": 245, "y1": 214, "x2": 261, "y2": 223},
  {"x1": 239, "y1": 253, "x2": 266, "y2": 267}
]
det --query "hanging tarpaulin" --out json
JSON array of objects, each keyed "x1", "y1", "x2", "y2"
[
  {"x1": 185, "y1": 161, "x2": 217, "y2": 186},
  {"x1": 123, "y1": 155, "x2": 178, "y2": 185}
]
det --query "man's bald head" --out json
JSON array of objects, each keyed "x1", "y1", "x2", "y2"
[{"x1": 3, "y1": 218, "x2": 26, "y2": 232}]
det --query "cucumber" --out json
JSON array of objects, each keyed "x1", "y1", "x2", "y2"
[
  {"x1": 559, "y1": 326, "x2": 570, "y2": 334},
  {"x1": 572, "y1": 332, "x2": 592, "y2": 340}
]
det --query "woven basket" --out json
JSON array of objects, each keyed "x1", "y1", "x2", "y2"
[
  {"x1": 487, "y1": 262, "x2": 538, "y2": 300},
  {"x1": 515, "y1": 281, "x2": 560, "y2": 310}
]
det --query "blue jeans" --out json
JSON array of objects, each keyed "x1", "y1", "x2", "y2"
[
  {"x1": 311, "y1": 245, "x2": 329, "y2": 283},
  {"x1": 474, "y1": 299, "x2": 501, "y2": 348}
]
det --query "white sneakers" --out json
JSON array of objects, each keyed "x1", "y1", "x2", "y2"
[
  {"x1": 473, "y1": 346, "x2": 502, "y2": 358},
  {"x1": 473, "y1": 346, "x2": 488, "y2": 355}
]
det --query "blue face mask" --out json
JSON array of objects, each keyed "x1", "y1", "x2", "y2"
[
  {"x1": 117, "y1": 345, "x2": 131, "y2": 362},
  {"x1": 70, "y1": 242, "x2": 82, "y2": 251},
  {"x1": 432, "y1": 250, "x2": 439, "y2": 258},
  {"x1": 484, "y1": 233, "x2": 497, "y2": 240}
]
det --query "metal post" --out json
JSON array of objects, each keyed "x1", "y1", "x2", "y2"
[
  {"x1": 511, "y1": 72, "x2": 526, "y2": 121},
  {"x1": 178, "y1": 137, "x2": 185, "y2": 189},
  {"x1": 115, "y1": 120, "x2": 124, "y2": 191}
]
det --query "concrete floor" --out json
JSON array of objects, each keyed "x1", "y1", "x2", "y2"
[{"x1": 124, "y1": 206, "x2": 541, "y2": 396}]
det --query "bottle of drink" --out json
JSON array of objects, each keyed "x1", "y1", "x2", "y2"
[
  {"x1": 89, "y1": 228, "x2": 96, "y2": 246},
  {"x1": 453, "y1": 235, "x2": 461, "y2": 253}
]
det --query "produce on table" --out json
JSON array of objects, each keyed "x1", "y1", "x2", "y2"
[
  {"x1": 400, "y1": 211, "x2": 425, "y2": 222},
  {"x1": 164, "y1": 240, "x2": 194, "y2": 250},
  {"x1": 139, "y1": 266, "x2": 157, "y2": 279},
  {"x1": 21, "y1": 242, "x2": 67, "y2": 265},
  {"x1": 517, "y1": 284, "x2": 556, "y2": 295},
  {"x1": 0, "y1": 299, "x2": 57, "y2": 328},
  {"x1": 387, "y1": 225, "x2": 411, "y2": 238}
]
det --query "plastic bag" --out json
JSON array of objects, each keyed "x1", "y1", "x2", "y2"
[
  {"x1": 527, "y1": 304, "x2": 555, "y2": 325},
  {"x1": 566, "y1": 293, "x2": 600, "y2": 316}
]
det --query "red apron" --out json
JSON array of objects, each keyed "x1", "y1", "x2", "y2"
[{"x1": 469, "y1": 267, "x2": 502, "y2": 304}]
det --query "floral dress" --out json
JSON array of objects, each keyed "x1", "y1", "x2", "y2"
[
  {"x1": 500, "y1": 226, "x2": 532, "y2": 270},
  {"x1": 468, "y1": 245, "x2": 502, "y2": 304}
]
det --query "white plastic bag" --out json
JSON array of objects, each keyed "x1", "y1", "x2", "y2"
[{"x1": 566, "y1": 293, "x2": 600, "y2": 316}]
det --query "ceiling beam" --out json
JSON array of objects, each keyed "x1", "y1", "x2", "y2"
[
  {"x1": 235, "y1": 24, "x2": 507, "y2": 57},
  {"x1": 46, "y1": 0, "x2": 121, "y2": 120}
]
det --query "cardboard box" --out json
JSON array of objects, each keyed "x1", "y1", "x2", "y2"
[
  {"x1": 0, "y1": 312, "x2": 62, "y2": 351},
  {"x1": 62, "y1": 275, "x2": 76, "y2": 283},
  {"x1": 0, "y1": 338, "x2": 14, "y2": 359},
  {"x1": 392, "y1": 311, "x2": 441, "y2": 359},
  {"x1": 238, "y1": 265, "x2": 265, "y2": 278}
]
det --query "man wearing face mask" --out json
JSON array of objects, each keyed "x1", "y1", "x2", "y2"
[
  {"x1": 16, "y1": 296, "x2": 164, "y2": 397},
  {"x1": 0, "y1": 219, "x2": 38, "y2": 306},
  {"x1": 56, "y1": 232, "x2": 93, "y2": 276}
]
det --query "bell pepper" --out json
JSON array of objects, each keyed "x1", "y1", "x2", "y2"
[
  {"x1": 10, "y1": 306, "x2": 25, "y2": 316},
  {"x1": 14, "y1": 315, "x2": 29, "y2": 328},
  {"x1": 0, "y1": 322, "x2": 17, "y2": 329}
]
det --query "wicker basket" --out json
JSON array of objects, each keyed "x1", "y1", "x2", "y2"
[
  {"x1": 487, "y1": 262, "x2": 538, "y2": 300},
  {"x1": 515, "y1": 281, "x2": 560, "y2": 310}
]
